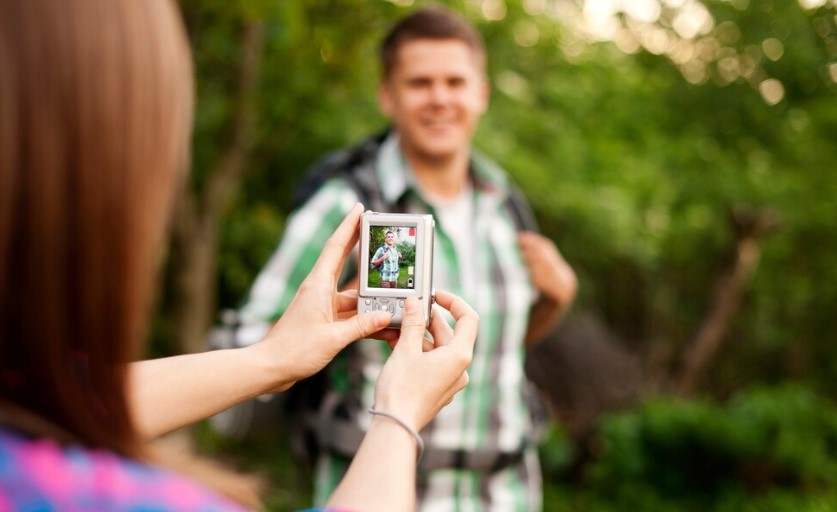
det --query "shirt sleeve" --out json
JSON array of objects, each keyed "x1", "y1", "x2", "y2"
[
  {"x1": 371, "y1": 247, "x2": 384, "y2": 267},
  {"x1": 235, "y1": 179, "x2": 360, "y2": 346}
]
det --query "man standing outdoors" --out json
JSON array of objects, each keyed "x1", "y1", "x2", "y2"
[
  {"x1": 235, "y1": 6, "x2": 577, "y2": 510},
  {"x1": 371, "y1": 230, "x2": 403, "y2": 288}
]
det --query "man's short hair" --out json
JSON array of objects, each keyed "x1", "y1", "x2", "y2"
[{"x1": 380, "y1": 6, "x2": 486, "y2": 78}]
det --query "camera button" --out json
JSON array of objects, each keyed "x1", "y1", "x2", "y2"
[
  {"x1": 398, "y1": 299, "x2": 405, "y2": 308},
  {"x1": 379, "y1": 298, "x2": 390, "y2": 304},
  {"x1": 365, "y1": 299, "x2": 372, "y2": 305}
]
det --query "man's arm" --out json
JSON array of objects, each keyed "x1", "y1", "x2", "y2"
[
  {"x1": 371, "y1": 247, "x2": 386, "y2": 268},
  {"x1": 518, "y1": 231, "x2": 578, "y2": 348}
]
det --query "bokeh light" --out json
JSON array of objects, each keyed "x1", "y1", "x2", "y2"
[{"x1": 759, "y1": 78, "x2": 785, "y2": 104}]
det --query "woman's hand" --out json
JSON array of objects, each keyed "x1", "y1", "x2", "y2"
[
  {"x1": 372, "y1": 290, "x2": 478, "y2": 431},
  {"x1": 129, "y1": 204, "x2": 394, "y2": 438},
  {"x1": 324, "y1": 291, "x2": 476, "y2": 511},
  {"x1": 247, "y1": 203, "x2": 392, "y2": 392}
]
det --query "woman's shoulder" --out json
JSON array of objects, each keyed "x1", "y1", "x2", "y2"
[{"x1": 0, "y1": 427, "x2": 244, "y2": 511}]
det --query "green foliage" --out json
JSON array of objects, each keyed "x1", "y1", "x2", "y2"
[
  {"x1": 396, "y1": 241, "x2": 415, "y2": 267},
  {"x1": 174, "y1": 0, "x2": 837, "y2": 391},
  {"x1": 366, "y1": 267, "x2": 412, "y2": 289},
  {"x1": 474, "y1": 0, "x2": 837, "y2": 393},
  {"x1": 217, "y1": 204, "x2": 286, "y2": 308},
  {"x1": 369, "y1": 228, "x2": 387, "y2": 258},
  {"x1": 367, "y1": 269, "x2": 380, "y2": 288},
  {"x1": 192, "y1": 420, "x2": 315, "y2": 511},
  {"x1": 170, "y1": 0, "x2": 837, "y2": 507},
  {"x1": 541, "y1": 386, "x2": 837, "y2": 511}
]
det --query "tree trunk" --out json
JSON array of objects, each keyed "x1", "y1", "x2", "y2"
[
  {"x1": 676, "y1": 206, "x2": 781, "y2": 395},
  {"x1": 168, "y1": 21, "x2": 265, "y2": 354},
  {"x1": 171, "y1": 204, "x2": 219, "y2": 354}
]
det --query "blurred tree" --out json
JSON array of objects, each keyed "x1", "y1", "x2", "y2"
[
  {"x1": 167, "y1": 3, "x2": 266, "y2": 354},
  {"x1": 477, "y1": 0, "x2": 837, "y2": 396},
  {"x1": 157, "y1": 0, "x2": 837, "y2": 507},
  {"x1": 163, "y1": 0, "x2": 836, "y2": 456},
  {"x1": 161, "y1": 1, "x2": 399, "y2": 353}
]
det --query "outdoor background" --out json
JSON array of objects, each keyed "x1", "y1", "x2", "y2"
[{"x1": 156, "y1": 0, "x2": 837, "y2": 510}]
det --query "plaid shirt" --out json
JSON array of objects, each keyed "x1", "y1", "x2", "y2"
[
  {"x1": 237, "y1": 133, "x2": 542, "y2": 511},
  {"x1": 371, "y1": 245, "x2": 400, "y2": 282}
]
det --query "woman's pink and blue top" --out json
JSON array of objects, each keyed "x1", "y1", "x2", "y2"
[{"x1": 0, "y1": 426, "x2": 245, "y2": 511}]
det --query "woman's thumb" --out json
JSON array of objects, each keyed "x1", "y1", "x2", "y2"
[{"x1": 394, "y1": 297, "x2": 425, "y2": 355}]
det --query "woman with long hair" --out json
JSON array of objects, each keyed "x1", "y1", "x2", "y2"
[{"x1": 0, "y1": 0, "x2": 477, "y2": 510}]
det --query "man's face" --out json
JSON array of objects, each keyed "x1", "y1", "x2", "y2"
[
  {"x1": 385, "y1": 232, "x2": 396, "y2": 246},
  {"x1": 378, "y1": 39, "x2": 488, "y2": 163}
]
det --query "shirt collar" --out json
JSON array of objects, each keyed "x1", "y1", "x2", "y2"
[
  {"x1": 375, "y1": 131, "x2": 510, "y2": 205},
  {"x1": 375, "y1": 131, "x2": 411, "y2": 206}
]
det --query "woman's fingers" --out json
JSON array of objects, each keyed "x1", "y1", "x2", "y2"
[
  {"x1": 309, "y1": 203, "x2": 363, "y2": 281},
  {"x1": 387, "y1": 336, "x2": 434, "y2": 352},
  {"x1": 334, "y1": 309, "x2": 391, "y2": 346},
  {"x1": 393, "y1": 297, "x2": 426, "y2": 356},
  {"x1": 335, "y1": 289, "x2": 359, "y2": 313},
  {"x1": 428, "y1": 306, "x2": 454, "y2": 346},
  {"x1": 432, "y1": 290, "x2": 478, "y2": 351}
]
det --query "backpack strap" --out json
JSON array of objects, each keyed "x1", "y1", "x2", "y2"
[
  {"x1": 290, "y1": 129, "x2": 390, "y2": 213},
  {"x1": 503, "y1": 184, "x2": 539, "y2": 233}
]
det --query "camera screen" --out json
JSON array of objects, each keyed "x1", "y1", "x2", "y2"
[{"x1": 367, "y1": 225, "x2": 417, "y2": 289}]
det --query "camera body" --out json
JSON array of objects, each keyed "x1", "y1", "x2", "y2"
[{"x1": 357, "y1": 211, "x2": 435, "y2": 328}]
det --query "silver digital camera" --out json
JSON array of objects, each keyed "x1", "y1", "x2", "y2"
[{"x1": 357, "y1": 211, "x2": 435, "y2": 328}]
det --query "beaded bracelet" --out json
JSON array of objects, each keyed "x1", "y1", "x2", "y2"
[{"x1": 368, "y1": 407, "x2": 425, "y2": 464}]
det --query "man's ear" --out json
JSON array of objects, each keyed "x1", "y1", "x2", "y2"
[{"x1": 378, "y1": 81, "x2": 394, "y2": 118}]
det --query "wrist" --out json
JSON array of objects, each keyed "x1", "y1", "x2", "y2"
[
  {"x1": 538, "y1": 286, "x2": 575, "y2": 310},
  {"x1": 368, "y1": 407, "x2": 424, "y2": 463},
  {"x1": 242, "y1": 342, "x2": 295, "y2": 394},
  {"x1": 371, "y1": 395, "x2": 421, "y2": 429}
]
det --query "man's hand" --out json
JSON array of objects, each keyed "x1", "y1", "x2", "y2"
[
  {"x1": 518, "y1": 231, "x2": 578, "y2": 345},
  {"x1": 518, "y1": 231, "x2": 577, "y2": 306}
]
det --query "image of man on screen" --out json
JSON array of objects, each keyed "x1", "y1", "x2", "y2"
[{"x1": 370, "y1": 230, "x2": 404, "y2": 288}]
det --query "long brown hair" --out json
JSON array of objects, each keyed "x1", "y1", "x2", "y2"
[
  {"x1": 0, "y1": 0, "x2": 191, "y2": 461},
  {"x1": 0, "y1": 2, "x2": 266, "y2": 506}
]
